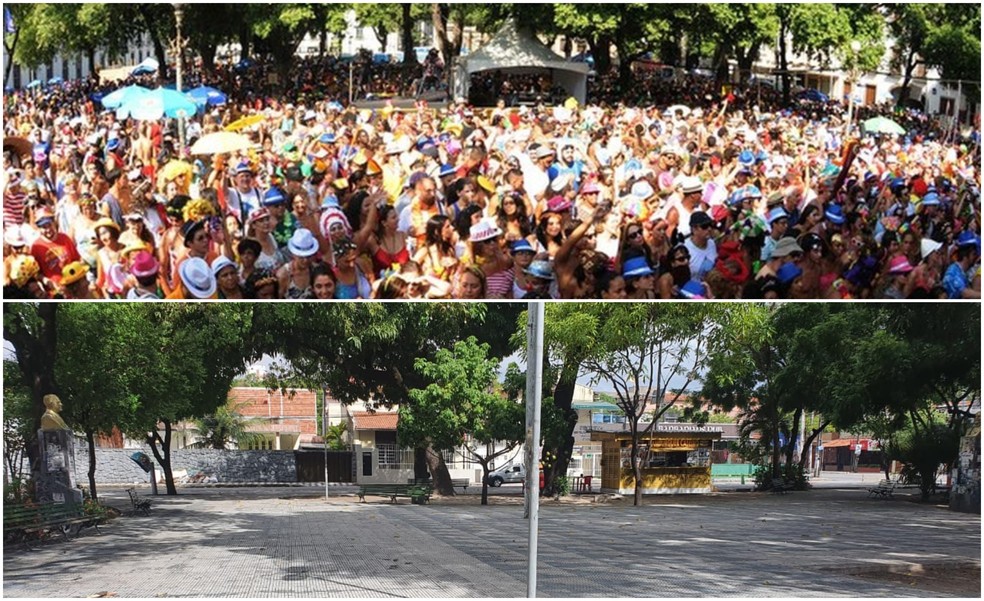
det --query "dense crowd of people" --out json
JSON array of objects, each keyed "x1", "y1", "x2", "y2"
[{"x1": 3, "y1": 55, "x2": 980, "y2": 300}]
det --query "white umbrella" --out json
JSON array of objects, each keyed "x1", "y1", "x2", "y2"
[{"x1": 189, "y1": 131, "x2": 253, "y2": 155}]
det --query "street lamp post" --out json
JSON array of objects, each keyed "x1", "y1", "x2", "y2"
[
  {"x1": 172, "y1": 2, "x2": 185, "y2": 150},
  {"x1": 845, "y1": 41, "x2": 862, "y2": 138}
]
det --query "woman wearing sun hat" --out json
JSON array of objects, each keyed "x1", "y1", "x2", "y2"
[
  {"x1": 125, "y1": 250, "x2": 163, "y2": 300},
  {"x1": 165, "y1": 256, "x2": 217, "y2": 300},
  {"x1": 276, "y1": 228, "x2": 321, "y2": 299},
  {"x1": 93, "y1": 217, "x2": 126, "y2": 298},
  {"x1": 59, "y1": 261, "x2": 97, "y2": 299},
  {"x1": 468, "y1": 219, "x2": 513, "y2": 299},
  {"x1": 903, "y1": 238, "x2": 945, "y2": 298},
  {"x1": 246, "y1": 207, "x2": 285, "y2": 272},
  {"x1": 211, "y1": 255, "x2": 244, "y2": 300}
]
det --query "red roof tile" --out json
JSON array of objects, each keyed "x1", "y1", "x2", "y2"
[{"x1": 353, "y1": 411, "x2": 398, "y2": 431}]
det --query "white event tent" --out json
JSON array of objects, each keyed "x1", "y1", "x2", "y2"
[{"x1": 453, "y1": 20, "x2": 589, "y2": 105}]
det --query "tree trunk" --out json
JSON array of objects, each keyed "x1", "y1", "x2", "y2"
[
  {"x1": 401, "y1": 4, "x2": 416, "y2": 64},
  {"x1": 784, "y1": 407, "x2": 802, "y2": 471},
  {"x1": 630, "y1": 427, "x2": 642, "y2": 506},
  {"x1": 591, "y1": 36, "x2": 613, "y2": 75},
  {"x1": 200, "y1": 44, "x2": 217, "y2": 77},
  {"x1": 5, "y1": 304, "x2": 60, "y2": 493},
  {"x1": 413, "y1": 447, "x2": 428, "y2": 479},
  {"x1": 237, "y1": 25, "x2": 251, "y2": 62},
  {"x1": 479, "y1": 458, "x2": 490, "y2": 505},
  {"x1": 540, "y1": 355, "x2": 579, "y2": 495},
  {"x1": 319, "y1": 30, "x2": 327, "y2": 61},
  {"x1": 86, "y1": 429, "x2": 98, "y2": 503},
  {"x1": 137, "y1": 6, "x2": 170, "y2": 81},
  {"x1": 778, "y1": 22, "x2": 790, "y2": 106},
  {"x1": 798, "y1": 419, "x2": 830, "y2": 469},
  {"x1": 147, "y1": 420, "x2": 177, "y2": 495},
  {"x1": 3, "y1": 30, "x2": 18, "y2": 85},
  {"x1": 424, "y1": 444, "x2": 454, "y2": 495},
  {"x1": 432, "y1": 4, "x2": 451, "y2": 69}
]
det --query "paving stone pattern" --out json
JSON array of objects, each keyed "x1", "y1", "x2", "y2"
[{"x1": 3, "y1": 488, "x2": 979, "y2": 598}]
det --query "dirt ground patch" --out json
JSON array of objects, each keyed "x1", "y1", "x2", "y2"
[{"x1": 829, "y1": 562, "x2": 981, "y2": 597}]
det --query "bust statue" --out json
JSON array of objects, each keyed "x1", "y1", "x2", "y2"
[{"x1": 40, "y1": 394, "x2": 70, "y2": 431}]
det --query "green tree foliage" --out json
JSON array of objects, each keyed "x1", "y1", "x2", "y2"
[
  {"x1": 54, "y1": 304, "x2": 139, "y2": 502},
  {"x1": 260, "y1": 303, "x2": 522, "y2": 495},
  {"x1": 401, "y1": 337, "x2": 524, "y2": 504},
  {"x1": 324, "y1": 422, "x2": 349, "y2": 451},
  {"x1": 3, "y1": 360, "x2": 33, "y2": 502},
  {"x1": 188, "y1": 404, "x2": 265, "y2": 450},
  {"x1": 886, "y1": 413, "x2": 959, "y2": 501}
]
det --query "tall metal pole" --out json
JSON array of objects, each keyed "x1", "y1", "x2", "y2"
[
  {"x1": 323, "y1": 389, "x2": 329, "y2": 501},
  {"x1": 523, "y1": 302, "x2": 544, "y2": 598},
  {"x1": 173, "y1": 3, "x2": 185, "y2": 151}
]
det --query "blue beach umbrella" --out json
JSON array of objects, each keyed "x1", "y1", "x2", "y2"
[
  {"x1": 118, "y1": 86, "x2": 197, "y2": 120},
  {"x1": 186, "y1": 85, "x2": 228, "y2": 108},
  {"x1": 26, "y1": 80, "x2": 41, "y2": 89},
  {"x1": 101, "y1": 84, "x2": 151, "y2": 109},
  {"x1": 47, "y1": 76, "x2": 63, "y2": 86}
]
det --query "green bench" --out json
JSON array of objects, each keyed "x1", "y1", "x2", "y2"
[
  {"x1": 866, "y1": 479, "x2": 898, "y2": 498},
  {"x1": 3, "y1": 502, "x2": 100, "y2": 542},
  {"x1": 359, "y1": 483, "x2": 433, "y2": 504}
]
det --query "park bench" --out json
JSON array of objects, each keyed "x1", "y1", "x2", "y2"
[
  {"x1": 770, "y1": 477, "x2": 795, "y2": 494},
  {"x1": 126, "y1": 488, "x2": 152, "y2": 515},
  {"x1": 359, "y1": 483, "x2": 433, "y2": 504},
  {"x1": 3, "y1": 502, "x2": 99, "y2": 542},
  {"x1": 866, "y1": 479, "x2": 898, "y2": 499}
]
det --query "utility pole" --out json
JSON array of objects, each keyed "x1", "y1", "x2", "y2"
[{"x1": 523, "y1": 302, "x2": 544, "y2": 598}]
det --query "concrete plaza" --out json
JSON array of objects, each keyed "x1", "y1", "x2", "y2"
[{"x1": 3, "y1": 485, "x2": 980, "y2": 598}]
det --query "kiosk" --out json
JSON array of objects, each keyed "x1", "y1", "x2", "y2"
[{"x1": 593, "y1": 424, "x2": 723, "y2": 494}]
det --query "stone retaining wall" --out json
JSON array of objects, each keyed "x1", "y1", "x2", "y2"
[{"x1": 67, "y1": 447, "x2": 297, "y2": 484}]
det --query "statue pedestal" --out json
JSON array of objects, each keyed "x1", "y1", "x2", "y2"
[{"x1": 37, "y1": 429, "x2": 83, "y2": 506}]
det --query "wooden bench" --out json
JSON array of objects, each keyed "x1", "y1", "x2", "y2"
[
  {"x1": 867, "y1": 479, "x2": 897, "y2": 498},
  {"x1": 359, "y1": 483, "x2": 433, "y2": 504},
  {"x1": 770, "y1": 477, "x2": 794, "y2": 494},
  {"x1": 3, "y1": 502, "x2": 99, "y2": 542},
  {"x1": 126, "y1": 488, "x2": 152, "y2": 515}
]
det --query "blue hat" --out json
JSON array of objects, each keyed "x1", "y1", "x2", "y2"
[
  {"x1": 824, "y1": 204, "x2": 845, "y2": 225},
  {"x1": 511, "y1": 239, "x2": 535, "y2": 254},
  {"x1": 738, "y1": 150, "x2": 755, "y2": 166},
  {"x1": 622, "y1": 256, "x2": 655, "y2": 279},
  {"x1": 235, "y1": 162, "x2": 254, "y2": 176},
  {"x1": 679, "y1": 280, "x2": 706, "y2": 299},
  {"x1": 106, "y1": 138, "x2": 120, "y2": 151},
  {"x1": 262, "y1": 187, "x2": 286, "y2": 206},
  {"x1": 438, "y1": 163, "x2": 456, "y2": 178},
  {"x1": 319, "y1": 132, "x2": 336, "y2": 144},
  {"x1": 921, "y1": 192, "x2": 940, "y2": 207},
  {"x1": 890, "y1": 177, "x2": 906, "y2": 190},
  {"x1": 776, "y1": 262, "x2": 803, "y2": 285},
  {"x1": 524, "y1": 260, "x2": 555, "y2": 281},
  {"x1": 956, "y1": 231, "x2": 981, "y2": 252},
  {"x1": 755, "y1": 150, "x2": 768, "y2": 163},
  {"x1": 320, "y1": 194, "x2": 339, "y2": 209},
  {"x1": 729, "y1": 185, "x2": 762, "y2": 206},
  {"x1": 767, "y1": 207, "x2": 789, "y2": 225}
]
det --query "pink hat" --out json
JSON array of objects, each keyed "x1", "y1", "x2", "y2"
[
  {"x1": 130, "y1": 251, "x2": 160, "y2": 278},
  {"x1": 546, "y1": 196, "x2": 572, "y2": 214},
  {"x1": 248, "y1": 207, "x2": 271, "y2": 224},
  {"x1": 887, "y1": 255, "x2": 914, "y2": 275},
  {"x1": 580, "y1": 181, "x2": 600, "y2": 195}
]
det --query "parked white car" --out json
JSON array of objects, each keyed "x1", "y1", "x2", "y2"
[{"x1": 488, "y1": 464, "x2": 525, "y2": 486}]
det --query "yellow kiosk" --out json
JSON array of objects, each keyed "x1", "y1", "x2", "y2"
[{"x1": 592, "y1": 424, "x2": 723, "y2": 494}]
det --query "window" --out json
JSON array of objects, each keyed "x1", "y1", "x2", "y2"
[
  {"x1": 592, "y1": 413, "x2": 625, "y2": 424},
  {"x1": 377, "y1": 444, "x2": 399, "y2": 467}
]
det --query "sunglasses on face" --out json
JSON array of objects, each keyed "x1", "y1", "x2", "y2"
[{"x1": 628, "y1": 230, "x2": 642, "y2": 239}]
